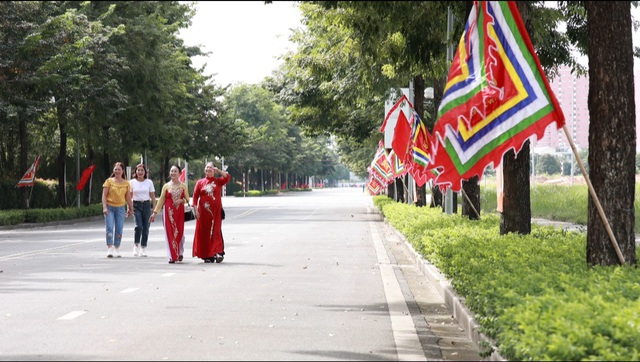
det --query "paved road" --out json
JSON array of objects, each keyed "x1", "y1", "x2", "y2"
[{"x1": 0, "y1": 188, "x2": 480, "y2": 361}]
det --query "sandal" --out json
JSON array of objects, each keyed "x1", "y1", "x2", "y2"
[{"x1": 178, "y1": 255, "x2": 183, "y2": 262}]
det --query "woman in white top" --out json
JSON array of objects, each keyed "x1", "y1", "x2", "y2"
[{"x1": 129, "y1": 164, "x2": 156, "y2": 257}]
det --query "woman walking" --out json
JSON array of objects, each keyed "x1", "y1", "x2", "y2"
[
  {"x1": 151, "y1": 165, "x2": 190, "y2": 263},
  {"x1": 129, "y1": 164, "x2": 156, "y2": 257},
  {"x1": 192, "y1": 162, "x2": 231, "y2": 263},
  {"x1": 102, "y1": 162, "x2": 134, "y2": 258}
]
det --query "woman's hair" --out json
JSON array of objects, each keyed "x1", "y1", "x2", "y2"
[
  {"x1": 110, "y1": 162, "x2": 126, "y2": 178},
  {"x1": 133, "y1": 163, "x2": 147, "y2": 179}
]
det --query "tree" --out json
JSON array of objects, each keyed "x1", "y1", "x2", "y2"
[
  {"x1": 536, "y1": 154, "x2": 562, "y2": 175},
  {"x1": 23, "y1": 4, "x2": 122, "y2": 206},
  {"x1": 585, "y1": 2, "x2": 636, "y2": 266},
  {"x1": 500, "y1": 1, "x2": 576, "y2": 235}
]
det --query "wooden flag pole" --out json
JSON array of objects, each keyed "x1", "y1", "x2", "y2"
[
  {"x1": 460, "y1": 187, "x2": 481, "y2": 220},
  {"x1": 562, "y1": 124, "x2": 625, "y2": 264}
]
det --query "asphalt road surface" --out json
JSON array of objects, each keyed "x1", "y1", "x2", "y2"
[{"x1": 0, "y1": 187, "x2": 480, "y2": 361}]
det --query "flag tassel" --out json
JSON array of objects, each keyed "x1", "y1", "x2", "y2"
[{"x1": 563, "y1": 124, "x2": 625, "y2": 264}]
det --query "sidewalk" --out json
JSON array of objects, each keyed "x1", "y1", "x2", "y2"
[{"x1": 380, "y1": 214, "x2": 639, "y2": 362}]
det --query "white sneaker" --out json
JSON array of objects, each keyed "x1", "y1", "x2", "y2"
[
  {"x1": 133, "y1": 244, "x2": 140, "y2": 257},
  {"x1": 140, "y1": 247, "x2": 147, "y2": 257},
  {"x1": 114, "y1": 248, "x2": 121, "y2": 258},
  {"x1": 107, "y1": 246, "x2": 114, "y2": 258}
]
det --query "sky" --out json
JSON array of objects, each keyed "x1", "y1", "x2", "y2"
[
  {"x1": 178, "y1": 2, "x2": 640, "y2": 86},
  {"x1": 177, "y1": 1, "x2": 302, "y2": 86}
]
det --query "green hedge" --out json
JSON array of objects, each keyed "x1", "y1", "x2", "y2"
[
  {"x1": 0, "y1": 204, "x2": 102, "y2": 226},
  {"x1": 373, "y1": 196, "x2": 640, "y2": 361}
]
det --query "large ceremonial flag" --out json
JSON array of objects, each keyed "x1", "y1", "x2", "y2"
[
  {"x1": 16, "y1": 155, "x2": 41, "y2": 187},
  {"x1": 429, "y1": 1, "x2": 565, "y2": 191},
  {"x1": 75, "y1": 164, "x2": 96, "y2": 191}
]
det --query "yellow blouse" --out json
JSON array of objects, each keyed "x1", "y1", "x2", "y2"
[{"x1": 102, "y1": 178, "x2": 131, "y2": 207}]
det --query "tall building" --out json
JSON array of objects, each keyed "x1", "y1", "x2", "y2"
[{"x1": 534, "y1": 65, "x2": 640, "y2": 153}]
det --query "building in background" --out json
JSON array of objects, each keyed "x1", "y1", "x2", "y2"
[{"x1": 532, "y1": 65, "x2": 640, "y2": 153}]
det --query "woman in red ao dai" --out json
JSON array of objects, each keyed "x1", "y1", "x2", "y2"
[{"x1": 192, "y1": 161, "x2": 231, "y2": 263}]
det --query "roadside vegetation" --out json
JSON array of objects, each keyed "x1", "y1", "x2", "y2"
[{"x1": 374, "y1": 185, "x2": 640, "y2": 361}]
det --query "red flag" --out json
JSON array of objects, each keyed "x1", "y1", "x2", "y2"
[
  {"x1": 392, "y1": 110, "x2": 412, "y2": 163},
  {"x1": 16, "y1": 155, "x2": 41, "y2": 187},
  {"x1": 179, "y1": 167, "x2": 186, "y2": 183},
  {"x1": 76, "y1": 164, "x2": 96, "y2": 191}
]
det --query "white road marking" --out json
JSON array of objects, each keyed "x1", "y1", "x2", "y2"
[
  {"x1": 57, "y1": 310, "x2": 86, "y2": 320},
  {"x1": 161, "y1": 273, "x2": 176, "y2": 277},
  {"x1": 0, "y1": 240, "x2": 101, "y2": 261},
  {"x1": 370, "y1": 221, "x2": 426, "y2": 361},
  {"x1": 120, "y1": 288, "x2": 139, "y2": 294}
]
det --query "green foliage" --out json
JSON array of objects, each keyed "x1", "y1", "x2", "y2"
[
  {"x1": 0, "y1": 204, "x2": 102, "y2": 226},
  {"x1": 232, "y1": 189, "x2": 280, "y2": 197},
  {"x1": 374, "y1": 197, "x2": 640, "y2": 361},
  {"x1": 535, "y1": 154, "x2": 562, "y2": 175}
]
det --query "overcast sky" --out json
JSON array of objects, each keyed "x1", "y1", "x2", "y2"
[{"x1": 177, "y1": 1, "x2": 302, "y2": 86}]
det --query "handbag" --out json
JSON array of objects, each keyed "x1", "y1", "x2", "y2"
[{"x1": 184, "y1": 205, "x2": 195, "y2": 222}]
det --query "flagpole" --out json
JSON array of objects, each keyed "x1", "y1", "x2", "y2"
[
  {"x1": 28, "y1": 185, "x2": 34, "y2": 209},
  {"x1": 562, "y1": 124, "x2": 625, "y2": 264},
  {"x1": 460, "y1": 187, "x2": 481, "y2": 219},
  {"x1": 88, "y1": 172, "x2": 93, "y2": 204}
]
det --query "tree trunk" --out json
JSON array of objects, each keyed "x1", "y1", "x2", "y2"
[
  {"x1": 500, "y1": 141, "x2": 531, "y2": 235},
  {"x1": 387, "y1": 181, "x2": 396, "y2": 200},
  {"x1": 500, "y1": 1, "x2": 533, "y2": 235},
  {"x1": 462, "y1": 176, "x2": 480, "y2": 220},
  {"x1": 57, "y1": 105, "x2": 68, "y2": 208},
  {"x1": 586, "y1": 2, "x2": 636, "y2": 266},
  {"x1": 430, "y1": 186, "x2": 442, "y2": 208},
  {"x1": 396, "y1": 177, "x2": 405, "y2": 203},
  {"x1": 19, "y1": 116, "x2": 29, "y2": 209}
]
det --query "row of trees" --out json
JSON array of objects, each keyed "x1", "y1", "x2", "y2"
[
  {"x1": 266, "y1": 2, "x2": 636, "y2": 266},
  {"x1": 1, "y1": 1, "x2": 345, "y2": 209}
]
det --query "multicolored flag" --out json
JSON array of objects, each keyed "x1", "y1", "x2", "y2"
[
  {"x1": 387, "y1": 149, "x2": 407, "y2": 178},
  {"x1": 76, "y1": 164, "x2": 96, "y2": 191},
  {"x1": 16, "y1": 155, "x2": 41, "y2": 187},
  {"x1": 371, "y1": 140, "x2": 393, "y2": 184},
  {"x1": 429, "y1": 1, "x2": 565, "y2": 192},
  {"x1": 366, "y1": 171, "x2": 384, "y2": 195},
  {"x1": 407, "y1": 112, "x2": 436, "y2": 187}
]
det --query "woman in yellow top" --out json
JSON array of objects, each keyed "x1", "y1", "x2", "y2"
[
  {"x1": 150, "y1": 164, "x2": 190, "y2": 263},
  {"x1": 102, "y1": 162, "x2": 134, "y2": 258}
]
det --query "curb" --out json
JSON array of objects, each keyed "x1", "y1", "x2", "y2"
[{"x1": 385, "y1": 220, "x2": 506, "y2": 361}]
